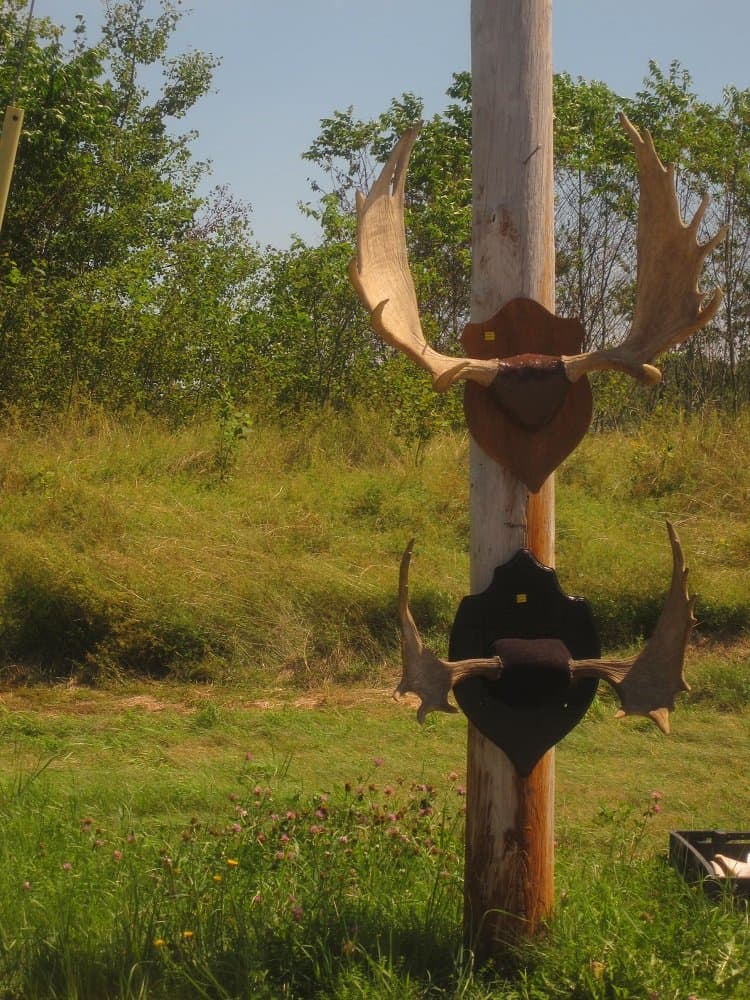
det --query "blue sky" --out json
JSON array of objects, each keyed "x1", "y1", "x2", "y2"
[{"x1": 51, "y1": 1, "x2": 750, "y2": 248}]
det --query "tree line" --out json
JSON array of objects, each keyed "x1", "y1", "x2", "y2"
[{"x1": 1, "y1": 0, "x2": 748, "y2": 437}]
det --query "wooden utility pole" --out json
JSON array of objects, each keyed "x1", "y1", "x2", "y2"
[
  {"x1": 464, "y1": 0, "x2": 556, "y2": 953},
  {"x1": 1, "y1": 0, "x2": 35, "y2": 234},
  {"x1": 349, "y1": 0, "x2": 710, "y2": 962},
  {"x1": 349, "y1": 0, "x2": 715, "y2": 962}
]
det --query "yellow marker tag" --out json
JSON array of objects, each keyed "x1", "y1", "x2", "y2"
[
  {"x1": 515, "y1": 593, "x2": 528, "y2": 604},
  {"x1": 483, "y1": 330, "x2": 496, "y2": 342}
]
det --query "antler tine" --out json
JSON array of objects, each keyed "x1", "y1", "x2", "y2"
[
  {"x1": 349, "y1": 128, "x2": 500, "y2": 393},
  {"x1": 563, "y1": 114, "x2": 727, "y2": 386},
  {"x1": 571, "y1": 521, "x2": 695, "y2": 733},
  {"x1": 394, "y1": 540, "x2": 503, "y2": 723},
  {"x1": 356, "y1": 122, "x2": 415, "y2": 215},
  {"x1": 626, "y1": 114, "x2": 727, "y2": 351}
]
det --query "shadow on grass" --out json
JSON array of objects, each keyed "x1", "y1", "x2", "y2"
[
  {"x1": 15, "y1": 913, "x2": 535, "y2": 1000},
  {"x1": 0, "y1": 564, "x2": 227, "y2": 684}
]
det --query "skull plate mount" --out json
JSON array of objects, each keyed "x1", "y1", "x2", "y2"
[
  {"x1": 462, "y1": 297, "x2": 593, "y2": 493},
  {"x1": 449, "y1": 548, "x2": 600, "y2": 777}
]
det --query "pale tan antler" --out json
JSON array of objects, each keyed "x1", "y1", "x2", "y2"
[
  {"x1": 571, "y1": 521, "x2": 695, "y2": 732},
  {"x1": 348, "y1": 126, "x2": 501, "y2": 392},
  {"x1": 563, "y1": 114, "x2": 728, "y2": 386},
  {"x1": 393, "y1": 539, "x2": 503, "y2": 722}
]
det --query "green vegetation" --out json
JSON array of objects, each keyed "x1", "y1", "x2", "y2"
[
  {"x1": 0, "y1": 408, "x2": 746, "y2": 996},
  {"x1": 2, "y1": 4, "x2": 750, "y2": 429},
  {"x1": 0, "y1": 404, "x2": 463, "y2": 685},
  {"x1": 0, "y1": 406, "x2": 748, "y2": 685},
  {"x1": 0, "y1": 683, "x2": 747, "y2": 998},
  {"x1": 1, "y1": 4, "x2": 749, "y2": 996}
]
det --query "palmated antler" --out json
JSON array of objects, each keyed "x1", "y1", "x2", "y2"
[
  {"x1": 393, "y1": 539, "x2": 503, "y2": 722},
  {"x1": 394, "y1": 524, "x2": 694, "y2": 732},
  {"x1": 570, "y1": 521, "x2": 695, "y2": 732},
  {"x1": 350, "y1": 118, "x2": 726, "y2": 395},
  {"x1": 562, "y1": 114, "x2": 728, "y2": 386},
  {"x1": 348, "y1": 126, "x2": 500, "y2": 392}
]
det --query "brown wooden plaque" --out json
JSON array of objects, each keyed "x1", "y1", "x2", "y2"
[{"x1": 462, "y1": 298, "x2": 593, "y2": 492}]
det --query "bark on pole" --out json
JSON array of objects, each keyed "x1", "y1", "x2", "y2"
[{"x1": 465, "y1": 0, "x2": 556, "y2": 955}]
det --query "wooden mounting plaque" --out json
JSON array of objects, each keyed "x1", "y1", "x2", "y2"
[
  {"x1": 462, "y1": 298, "x2": 593, "y2": 492},
  {"x1": 449, "y1": 548, "x2": 600, "y2": 776}
]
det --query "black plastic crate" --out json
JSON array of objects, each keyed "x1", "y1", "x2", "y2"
[{"x1": 670, "y1": 830, "x2": 750, "y2": 899}]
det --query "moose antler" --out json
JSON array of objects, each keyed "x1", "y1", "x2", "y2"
[
  {"x1": 571, "y1": 521, "x2": 695, "y2": 733},
  {"x1": 348, "y1": 126, "x2": 500, "y2": 392},
  {"x1": 395, "y1": 523, "x2": 694, "y2": 733},
  {"x1": 350, "y1": 117, "x2": 726, "y2": 392},
  {"x1": 562, "y1": 114, "x2": 728, "y2": 385},
  {"x1": 393, "y1": 539, "x2": 503, "y2": 721}
]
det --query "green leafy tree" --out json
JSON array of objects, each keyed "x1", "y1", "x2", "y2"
[
  {"x1": 0, "y1": 0, "x2": 263, "y2": 417},
  {"x1": 553, "y1": 72, "x2": 635, "y2": 354},
  {"x1": 1, "y1": 0, "x2": 217, "y2": 275},
  {"x1": 693, "y1": 85, "x2": 750, "y2": 412},
  {"x1": 2, "y1": 1, "x2": 748, "y2": 431},
  {"x1": 303, "y1": 63, "x2": 749, "y2": 425},
  {"x1": 247, "y1": 232, "x2": 373, "y2": 412},
  {"x1": 304, "y1": 75, "x2": 472, "y2": 352}
]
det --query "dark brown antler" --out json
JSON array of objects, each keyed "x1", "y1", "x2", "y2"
[
  {"x1": 570, "y1": 521, "x2": 695, "y2": 732},
  {"x1": 394, "y1": 539, "x2": 503, "y2": 722},
  {"x1": 394, "y1": 524, "x2": 693, "y2": 733}
]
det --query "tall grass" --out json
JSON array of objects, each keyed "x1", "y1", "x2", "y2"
[
  {"x1": 0, "y1": 740, "x2": 748, "y2": 999},
  {"x1": 557, "y1": 408, "x2": 750, "y2": 642},
  {"x1": 0, "y1": 404, "x2": 467, "y2": 686},
  {"x1": 0, "y1": 404, "x2": 748, "y2": 685},
  {"x1": 0, "y1": 404, "x2": 748, "y2": 998}
]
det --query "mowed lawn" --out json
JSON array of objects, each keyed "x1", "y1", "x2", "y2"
[{"x1": 2, "y1": 668, "x2": 749, "y2": 849}]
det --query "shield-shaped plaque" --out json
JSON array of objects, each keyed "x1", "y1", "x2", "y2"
[
  {"x1": 449, "y1": 548, "x2": 600, "y2": 776},
  {"x1": 462, "y1": 298, "x2": 593, "y2": 492}
]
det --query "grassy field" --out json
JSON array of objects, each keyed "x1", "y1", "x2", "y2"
[
  {"x1": 0, "y1": 406, "x2": 748, "y2": 997},
  {"x1": 0, "y1": 404, "x2": 749, "y2": 685},
  {"x1": 0, "y1": 681, "x2": 748, "y2": 998}
]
